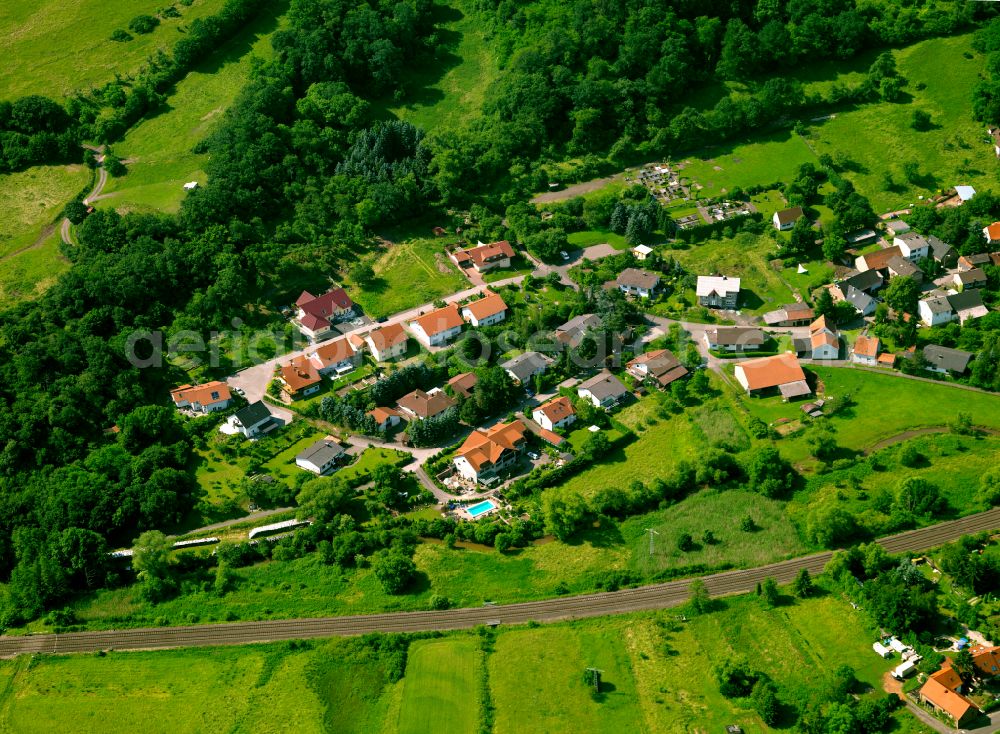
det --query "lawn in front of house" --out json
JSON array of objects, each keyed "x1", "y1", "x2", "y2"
[{"x1": 345, "y1": 238, "x2": 468, "y2": 319}]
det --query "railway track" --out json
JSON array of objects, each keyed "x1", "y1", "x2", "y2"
[{"x1": 2, "y1": 507, "x2": 998, "y2": 658}]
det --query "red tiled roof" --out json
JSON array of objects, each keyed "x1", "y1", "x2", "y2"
[
  {"x1": 462, "y1": 291, "x2": 508, "y2": 321},
  {"x1": 447, "y1": 372, "x2": 478, "y2": 398},
  {"x1": 368, "y1": 407, "x2": 403, "y2": 424},
  {"x1": 411, "y1": 303, "x2": 464, "y2": 337},
  {"x1": 455, "y1": 240, "x2": 515, "y2": 268},
  {"x1": 736, "y1": 353, "x2": 807, "y2": 391},
  {"x1": 170, "y1": 381, "x2": 231, "y2": 406},
  {"x1": 985, "y1": 222, "x2": 1000, "y2": 241},
  {"x1": 397, "y1": 389, "x2": 457, "y2": 419},
  {"x1": 456, "y1": 419, "x2": 526, "y2": 472},
  {"x1": 920, "y1": 678, "x2": 977, "y2": 724},
  {"x1": 308, "y1": 338, "x2": 356, "y2": 370},
  {"x1": 280, "y1": 356, "x2": 321, "y2": 393},
  {"x1": 534, "y1": 396, "x2": 575, "y2": 424},
  {"x1": 860, "y1": 246, "x2": 903, "y2": 271},
  {"x1": 853, "y1": 334, "x2": 880, "y2": 358},
  {"x1": 366, "y1": 323, "x2": 408, "y2": 352},
  {"x1": 296, "y1": 289, "x2": 354, "y2": 331}
]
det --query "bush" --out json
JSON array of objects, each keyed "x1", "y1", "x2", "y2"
[
  {"x1": 110, "y1": 29, "x2": 133, "y2": 42},
  {"x1": 128, "y1": 14, "x2": 160, "y2": 34}
]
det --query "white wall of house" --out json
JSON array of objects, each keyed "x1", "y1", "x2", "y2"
[
  {"x1": 367, "y1": 337, "x2": 407, "y2": 362},
  {"x1": 532, "y1": 409, "x2": 575, "y2": 432},
  {"x1": 918, "y1": 301, "x2": 954, "y2": 327},
  {"x1": 734, "y1": 367, "x2": 751, "y2": 393},
  {"x1": 811, "y1": 344, "x2": 839, "y2": 360},
  {"x1": 462, "y1": 309, "x2": 506, "y2": 328},
  {"x1": 410, "y1": 323, "x2": 462, "y2": 347},
  {"x1": 851, "y1": 353, "x2": 877, "y2": 366},
  {"x1": 475, "y1": 256, "x2": 510, "y2": 272},
  {"x1": 698, "y1": 292, "x2": 738, "y2": 309},
  {"x1": 454, "y1": 456, "x2": 480, "y2": 482},
  {"x1": 893, "y1": 237, "x2": 929, "y2": 261},
  {"x1": 295, "y1": 456, "x2": 338, "y2": 475}
]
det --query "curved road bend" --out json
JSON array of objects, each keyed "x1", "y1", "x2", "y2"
[{"x1": 2, "y1": 508, "x2": 999, "y2": 658}]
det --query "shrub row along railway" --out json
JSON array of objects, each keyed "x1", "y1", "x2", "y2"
[{"x1": 2, "y1": 507, "x2": 998, "y2": 658}]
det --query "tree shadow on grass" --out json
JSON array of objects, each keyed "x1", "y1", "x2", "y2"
[
  {"x1": 738, "y1": 289, "x2": 765, "y2": 311},
  {"x1": 572, "y1": 518, "x2": 625, "y2": 549}
]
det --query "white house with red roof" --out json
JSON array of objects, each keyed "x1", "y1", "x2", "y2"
[
  {"x1": 305, "y1": 337, "x2": 359, "y2": 376},
  {"x1": 365, "y1": 323, "x2": 408, "y2": 361},
  {"x1": 461, "y1": 291, "x2": 508, "y2": 327},
  {"x1": 408, "y1": 303, "x2": 464, "y2": 347},
  {"x1": 450, "y1": 241, "x2": 516, "y2": 273},
  {"x1": 170, "y1": 381, "x2": 232, "y2": 413},
  {"x1": 294, "y1": 288, "x2": 355, "y2": 342},
  {"x1": 984, "y1": 222, "x2": 1000, "y2": 247},
  {"x1": 453, "y1": 419, "x2": 527, "y2": 483}
]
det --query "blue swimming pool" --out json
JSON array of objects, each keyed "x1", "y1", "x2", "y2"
[{"x1": 466, "y1": 500, "x2": 497, "y2": 518}]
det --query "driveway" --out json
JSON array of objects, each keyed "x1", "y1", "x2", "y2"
[{"x1": 532, "y1": 243, "x2": 619, "y2": 287}]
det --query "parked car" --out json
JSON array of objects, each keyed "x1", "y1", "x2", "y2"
[
  {"x1": 527, "y1": 451, "x2": 540, "y2": 460},
  {"x1": 560, "y1": 250, "x2": 570, "y2": 261}
]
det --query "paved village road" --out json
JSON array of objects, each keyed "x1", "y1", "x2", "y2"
[{"x1": 3, "y1": 507, "x2": 999, "y2": 657}]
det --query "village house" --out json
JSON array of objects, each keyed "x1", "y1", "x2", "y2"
[
  {"x1": 613, "y1": 268, "x2": 660, "y2": 298},
  {"x1": 449, "y1": 240, "x2": 516, "y2": 273},
  {"x1": 295, "y1": 438, "x2": 346, "y2": 475},
  {"x1": 762, "y1": 302, "x2": 814, "y2": 327},
  {"x1": 839, "y1": 285, "x2": 877, "y2": 317},
  {"x1": 892, "y1": 232, "x2": 930, "y2": 261},
  {"x1": 632, "y1": 244, "x2": 653, "y2": 261},
  {"x1": 845, "y1": 229, "x2": 878, "y2": 247},
  {"x1": 365, "y1": 323, "x2": 409, "y2": 361},
  {"x1": 502, "y1": 351, "x2": 552, "y2": 386},
  {"x1": 851, "y1": 334, "x2": 880, "y2": 366},
  {"x1": 461, "y1": 290, "x2": 508, "y2": 328},
  {"x1": 577, "y1": 371, "x2": 629, "y2": 409},
  {"x1": 453, "y1": 419, "x2": 527, "y2": 484},
  {"x1": 958, "y1": 252, "x2": 1000, "y2": 271},
  {"x1": 935, "y1": 290, "x2": 988, "y2": 325},
  {"x1": 170, "y1": 381, "x2": 232, "y2": 413},
  {"x1": 225, "y1": 401, "x2": 274, "y2": 438},
  {"x1": 396, "y1": 388, "x2": 457, "y2": 421},
  {"x1": 532, "y1": 396, "x2": 576, "y2": 432},
  {"x1": 305, "y1": 337, "x2": 359, "y2": 376},
  {"x1": 855, "y1": 245, "x2": 904, "y2": 274},
  {"x1": 293, "y1": 288, "x2": 355, "y2": 342},
  {"x1": 808, "y1": 316, "x2": 840, "y2": 360},
  {"x1": 923, "y1": 344, "x2": 974, "y2": 375},
  {"x1": 555, "y1": 313, "x2": 602, "y2": 347},
  {"x1": 954, "y1": 268, "x2": 988, "y2": 291},
  {"x1": 918, "y1": 645, "x2": 1000, "y2": 728},
  {"x1": 839, "y1": 269, "x2": 884, "y2": 295},
  {"x1": 918, "y1": 294, "x2": 955, "y2": 327},
  {"x1": 885, "y1": 219, "x2": 910, "y2": 237},
  {"x1": 734, "y1": 353, "x2": 811, "y2": 399},
  {"x1": 703, "y1": 326, "x2": 765, "y2": 353},
  {"x1": 696, "y1": 275, "x2": 741, "y2": 309},
  {"x1": 446, "y1": 372, "x2": 478, "y2": 399},
  {"x1": 927, "y1": 235, "x2": 957, "y2": 267},
  {"x1": 625, "y1": 348, "x2": 688, "y2": 389},
  {"x1": 772, "y1": 206, "x2": 803, "y2": 231},
  {"x1": 408, "y1": 303, "x2": 464, "y2": 347},
  {"x1": 983, "y1": 221, "x2": 1000, "y2": 247},
  {"x1": 886, "y1": 255, "x2": 923, "y2": 283},
  {"x1": 279, "y1": 356, "x2": 322, "y2": 400},
  {"x1": 368, "y1": 406, "x2": 404, "y2": 432}
]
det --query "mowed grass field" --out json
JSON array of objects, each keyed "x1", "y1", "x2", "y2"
[
  {"x1": 0, "y1": 164, "x2": 90, "y2": 306},
  {"x1": 389, "y1": 0, "x2": 499, "y2": 133},
  {"x1": 97, "y1": 4, "x2": 286, "y2": 214},
  {"x1": 397, "y1": 638, "x2": 481, "y2": 734},
  {"x1": 679, "y1": 131, "x2": 819, "y2": 199},
  {"x1": 809, "y1": 33, "x2": 996, "y2": 212},
  {"x1": 345, "y1": 238, "x2": 469, "y2": 318},
  {"x1": 0, "y1": 0, "x2": 227, "y2": 99},
  {"x1": 743, "y1": 365, "x2": 1000, "y2": 462},
  {"x1": 670, "y1": 232, "x2": 798, "y2": 313},
  {"x1": 0, "y1": 645, "x2": 329, "y2": 734}
]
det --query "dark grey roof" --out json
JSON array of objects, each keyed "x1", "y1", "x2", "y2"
[
  {"x1": 956, "y1": 268, "x2": 986, "y2": 285},
  {"x1": 234, "y1": 401, "x2": 271, "y2": 427},
  {"x1": 296, "y1": 439, "x2": 344, "y2": 467},
  {"x1": 616, "y1": 268, "x2": 660, "y2": 290},
  {"x1": 578, "y1": 371, "x2": 628, "y2": 400},
  {"x1": 923, "y1": 345, "x2": 974, "y2": 373},
  {"x1": 887, "y1": 256, "x2": 919, "y2": 277},
  {"x1": 926, "y1": 236, "x2": 953, "y2": 260},
  {"x1": 705, "y1": 327, "x2": 765, "y2": 346},
  {"x1": 921, "y1": 295, "x2": 953, "y2": 314},
  {"x1": 557, "y1": 313, "x2": 602, "y2": 334},
  {"x1": 774, "y1": 206, "x2": 803, "y2": 225},
  {"x1": 502, "y1": 351, "x2": 551, "y2": 382},
  {"x1": 845, "y1": 286, "x2": 875, "y2": 312},
  {"x1": 793, "y1": 337, "x2": 811, "y2": 354},
  {"x1": 840, "y1": 269, "x2": 883, "y2": 293},
  {"x1": 948, "y1": 289, "x2": 985, "y2": 312}
]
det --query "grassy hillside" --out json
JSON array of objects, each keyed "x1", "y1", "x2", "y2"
[
  {"x1": 388, "y1": 0, "x2": 499, "y2": 133},
  {"x1": 0, "y1": 165, "x2": 90, "y2": 306},
  {"x1": 0, "y1": 0, "x2": 227, "y2": 100},
  {"x1": 96, "y1": 3, "x2": 286, "y2": 214},
  {"x1": 809, "y1": 33, "x2": 998, "y2": 212}
]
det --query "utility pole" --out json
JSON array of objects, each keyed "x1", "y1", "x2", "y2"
[{"x1": 647, "y1": 528, "x2": 659, "y2": 556}]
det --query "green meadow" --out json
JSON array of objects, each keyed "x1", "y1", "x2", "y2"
[
  {"x1": 97, "y1": 4, "x2": 286, "y2": 214},
  {"x1": 0, "y1": 0, "x2": 228, "y2": 100}
]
